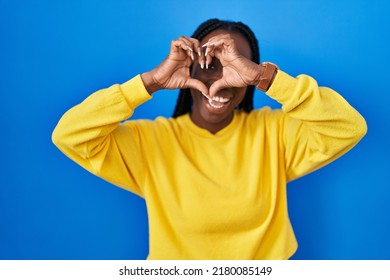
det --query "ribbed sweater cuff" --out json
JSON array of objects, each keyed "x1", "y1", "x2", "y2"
[{"x1": 265, "y1": 70, "x2": 298, "y2": 104}]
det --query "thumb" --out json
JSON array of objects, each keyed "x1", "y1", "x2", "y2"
[
  {"x1": 209, "y1": 79, "x2": 228, "y2": 97},
  {"x1": 186, "y1": 78, "x2": 209, "y2": 97}
]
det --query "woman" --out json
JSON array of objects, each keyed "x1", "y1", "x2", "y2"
[{"x1": 52, "y1": 19, "x2": 367, "y2": 259}]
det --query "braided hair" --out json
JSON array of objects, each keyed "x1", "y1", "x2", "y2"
[{"x1": 172, "y1": 19, "x2": 260, "y2": 118}]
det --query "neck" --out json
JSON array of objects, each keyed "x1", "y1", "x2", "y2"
[{"x1": 190, "y1": 112, "x2": 234, "y2": 134}]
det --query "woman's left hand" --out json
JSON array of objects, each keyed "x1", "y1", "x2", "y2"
[{"x1": 202, "y1": 34, "x2": 262, "y2": 97}]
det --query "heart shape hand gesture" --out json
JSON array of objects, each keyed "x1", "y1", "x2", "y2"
[
  {"x1": 202, "y1": 34, "x2": 262, "y2": 97},
  {"x1": 142, "y1": 34, "x2": 263, "y2": 97}
]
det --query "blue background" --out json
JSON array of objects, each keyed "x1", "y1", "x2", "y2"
[{"x1": 1, "y1": 0, "x2": 389, "y2": 259}]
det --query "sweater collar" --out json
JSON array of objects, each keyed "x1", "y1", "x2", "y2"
[{"x1": 178, "y1": 111, "x2": 241, "y2": 138}]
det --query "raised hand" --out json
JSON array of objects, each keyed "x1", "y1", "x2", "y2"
[
  {"x1": 142, "y1": 36, "x2": 208, "y2": 96},
  {"x1": 202, "y1": 34, "x2": 262, "y2": 97}
]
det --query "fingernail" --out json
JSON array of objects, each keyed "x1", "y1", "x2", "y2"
[
  {"x1": 202, "y1": 42, "x2": 214, "y2": 47},
  {"x1": 200, "y1": 62, "x2": 204, "y2": 69},
  {"x1": 201, "y1": 92, "x2": 210, "y2": 100},
  {"x1": 198, "y1": 47, "x2": 201, "y2": 56},
  {"x1": 205, "y1": 48, "x2": 208, "y2": 57},
  {"x1": 206, "y1": 62, "x2": 208, "y2": 69}
]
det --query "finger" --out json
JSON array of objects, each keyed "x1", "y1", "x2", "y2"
[
  {"x1": 179, "y1": 36, "x2": 195, "y2": 48},
  {"x1": 201, "y1": 34, "x2": 231, "y2": 49},
  {"x1": 202, "y1": 42, "x2": 215, "y2": 55},
  {"x1": 185, "y1": 78, "x2": 209, "y2": 97},
  {"x1": 205, "y1": 51, "x2": 214, "y2": 69},
  {"x1": 189, "y1": 48, "x2": 194, "y2": 61},
  {"x1": 172, "y1": 40, "x2": 194, "y2": 60},
  {"x1": 209, "y1": 79, "x2": 228, "y2": 98},
  {"x1": 186, "y1": 37, "x2": 201, "y2": 59},
  {"x1": 204, "y1": 37, "x2": 235, "y2": 60},
  {"x1": 171, "y1": 40, "x2": 190, "y2": 52},
  {"x1": 203, "y1": 43, "x2": 216, "y2": 69},
  {"x1": 204, "y1": 34, "x2": 232, "y2": 45},
  {"x1": 179, "y1": 36, "x2": 196, "y2": 60},
  {"x1": 197, "y1": 49, "x2": 205, "y2": 69}
]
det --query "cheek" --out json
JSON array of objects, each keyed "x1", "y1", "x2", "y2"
[
  {"x1": 233, "y1": 89, "x2": 247, "y2": 105},
  {"x1": 239, "y1": 89, "x2": 247, "y2": 99},
  {"x1": 190, "y1": 89, "x2": 202, "y2": 105}
]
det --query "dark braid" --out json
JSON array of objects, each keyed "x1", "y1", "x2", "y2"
[{"x1": 173, "y1": 19, "x2": 260, "y2": 118}]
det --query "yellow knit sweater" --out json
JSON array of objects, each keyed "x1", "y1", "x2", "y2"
[{"x1": 52, "y1": 71, "x2": 367, "y2": 259}]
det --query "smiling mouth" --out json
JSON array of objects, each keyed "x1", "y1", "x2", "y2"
[{"x1": 203, "y1": 94, "x2": 232, "y2": 110}]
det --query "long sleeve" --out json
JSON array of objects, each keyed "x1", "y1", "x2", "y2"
[
  {"x1": 266, "y1": 71, "x2": 367, "y2": 181},
  {"x1": 52, "y1": 75, "x2": 152, "y2": 196}
]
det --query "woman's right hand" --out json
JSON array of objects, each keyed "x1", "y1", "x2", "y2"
[{"x1": 141, "y1": 36, "x2": 208, "y2": 95}]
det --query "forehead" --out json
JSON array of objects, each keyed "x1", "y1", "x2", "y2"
[{"x1": 200, "y1": 29, "x2": 252, "y2": 60}]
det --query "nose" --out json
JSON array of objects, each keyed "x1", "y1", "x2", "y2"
[
  {"x1": 199, "y1": 69, "x2": 222, "y2": 88},
  {"x1": 203, "y1": 78, "x2": 213, "y2": 88}
]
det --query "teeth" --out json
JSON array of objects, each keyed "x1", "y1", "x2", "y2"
[
  {"x1": 211, "y1": 96, "x2": 230, "y2": 103},
  {"x1": 208, "y1": 99, "x2": 224, "y2": 109},
  {"x1": 204, "y1": 94, "x2": 231, "y2": 109}
]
